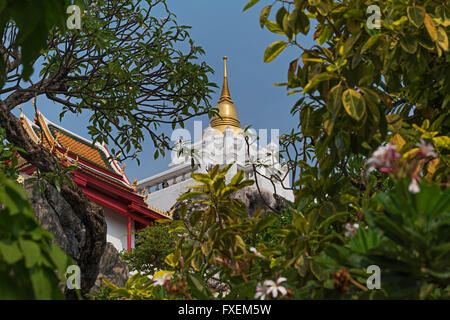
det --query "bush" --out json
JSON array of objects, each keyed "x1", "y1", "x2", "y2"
[{"x1": 121, "y1": 223, "x2": 177, "y2": 273}]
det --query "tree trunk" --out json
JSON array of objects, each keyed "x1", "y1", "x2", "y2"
[{"x1": 0, "y1": 104, "x2": 107, "y2": 299}]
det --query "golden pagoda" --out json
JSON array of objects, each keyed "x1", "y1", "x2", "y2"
[{"x1": 210, "y1": 56, "x2": 242, "y2": 133}]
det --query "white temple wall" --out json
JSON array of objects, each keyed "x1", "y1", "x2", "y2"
[
  {"x1": 104, "y1": 207, "x2": 135, "y2": 252},
  {"x1": 145, "y1": 178, "x2": 197, "y2": 212}
]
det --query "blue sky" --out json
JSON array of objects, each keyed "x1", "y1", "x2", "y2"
[{"x1": 14, "y1": 1, "x2": 315, "y2": 181}]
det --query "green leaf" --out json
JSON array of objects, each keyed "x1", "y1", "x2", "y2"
[
  {"x1": 303, "y1": 72, "x2": 337, "y2": 94},
  {"x1": 164, "y1": 253, "x2": 179, "y2": 268},
  {"x1": 437, "y1": 27, "x2": 449, "y2": 51},
  {"x1": 259, "y1": 5, "x2": 272, "y2": 28},
  {"x1": 348, "y1": 228, "x2": 381, "y2": 254},
  {"x1": 263, "y1": 40, "x2": 288, "y2": 63},
  {"x1": 0, "y1": 241, "x2": 23, "y2": 264},
  {"x1": 407, "y1": 6, "x2": 426, "y2": 28},
  {"x1": 424, "y1": 13, "x2": 438, "y2": 41},
  {"x1": 48, "y1": 244, "x2": 69, "y2": 276},
  {"x1": 186, "y1": 273, "x2": 213, "y2": 299},
  {"x1": 400, "y1": 36, "x2": 418, "y2": 54},
  {"x1": 265, "y1": 20, "x2": 284, "y2": 34},
  {"x1": 191, "y1": 172, "x2": 211, "y2": 184},
  {"x1": 361, "y1": 34, "x2": 381, "y2": 54},
  {"x1": 30, "y1": 268, "x2": 58, "y2": 299},
  {"x1": 255, "y1": 215, "x2": 278, "y2": 233},
  {"x1": 178, "y1": 191, "x2": 203, "y2": 201},
  {"x1": 231, "y1": 170, "x2": 244, "y2": 185},
  {"x1": 19, "y1": 239, "x2": 41, "y2": 268},
  {"x1": 276, "y1": 7, "x2": 288, "y2": 28},
  {"x1": 326, "y1": 83, "x2": 343, "y2": 135},
  {"x1": 243, "y1": 0, "x2": 261, "y2": 12},
  {"x1": 342, "y1": 89, "x2": 366, "y2": 121}
]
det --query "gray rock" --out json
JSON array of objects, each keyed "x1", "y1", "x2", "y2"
[
  {"x1": 24, "y1": 180, "x2": 86, "y2": 261},
  {"x1": 232, "y1": 186, "x2": 290, "y2": 217},
  {"x1": 90, "y1": 242, "x2": 129, "y2": 291},
  {"x1": 24, "y1": 179, "x2": 129, "y2": 293},
  {"x1": 171, "y1": 186, "x2": 290, "y2": 220}
]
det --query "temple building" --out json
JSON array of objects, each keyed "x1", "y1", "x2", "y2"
[
  {"x1": 137, "y1": 57, "x2": 294, "y2": 213},
  {"x1": 17, "y1": 109, "x2": 171, "y2": 252}
]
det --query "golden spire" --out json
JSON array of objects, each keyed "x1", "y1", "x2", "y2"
[
  {"x1": 220, "y1": 56, "x2": 231, "y2": 101},
  {"x1": 210, "y1": 56, "x2": 242, "y2": 133}
]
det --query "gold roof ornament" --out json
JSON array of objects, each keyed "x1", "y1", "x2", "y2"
[
  {"x1": 18, "y1": 105, "x2": 24, "y2": 120},
  {"x1": 209, "y1": 56, "x2": 242, "y2": 133}
]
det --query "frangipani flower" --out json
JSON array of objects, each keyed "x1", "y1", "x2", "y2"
[
  {"x1": 264, "y1": 277, "x2": 287, "y2": 299},
  {"x1": 366, "y1": 143, "x2": 401, "y2": 174},
  {"x1": 250, "y1": 247, "x2": 265, "y2": 259},
  {"x1": 255, "y1": 276, "x2": 288, "y2": 300},
  {"x1": 152, "y1": 271, "x2": 174, "y2": 286},
  {"x1": 16, "y1": 175, "x2": 24, "y2": 184},
  {"x1": 408, "y1": 178, "x2": 421, "y2": 194},
  {"x1": 416, "y1": 139, "x2": 437, "y2": 158},
  {"x1": 367, "y1": 140, "x2": 438, "y2": 195},
  {"x1": 344, "y1": 223, "x2": 359, "y2": 238},
  {"x1": 254, "y1": 282, "x2": 268, "y2": 300}
]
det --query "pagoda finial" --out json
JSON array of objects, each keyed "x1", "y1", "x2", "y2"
[
  {"x1": 132, "y1": 177, "x2": 137, "y2": 189},
  {"x1": 219, "y1": 56, "x2": 231, "y2": 102},
  {"x1": 210, "y1": 56, "x2": 242, "y2": 132}
]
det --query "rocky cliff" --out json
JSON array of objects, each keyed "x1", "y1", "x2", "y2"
[{"x1": 24, "y1": 179, "x2": 129, "y2": 295}]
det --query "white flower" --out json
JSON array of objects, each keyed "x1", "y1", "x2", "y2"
[
  {"x1": 153, "y1": 273, "x2": 173, "y2": 286},
  {"x1": 16, "y1": 175, "x2": 24, "y2": 184},
  {"x1": 344, "y1": 223, "x2": 359, "y2": 238},
  {"x1": 408, "y1": 178, "x2": 421, "y2": 194},
  {"x1": 254, "y1": 282, "x2": 268, "y2": 300},
  {"x1": 250, "y1": 247, "x2": 265, "y2": 259},
  {"x1": 264, "y1": 277, "x2": 287, "y2": 299}
]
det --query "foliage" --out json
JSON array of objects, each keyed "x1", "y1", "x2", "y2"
[
  {"x1": 121, "y1": 223, "x2": 177, "y2": 273},
  {"x1": 0, "y1": 126, "x2": 21, "y2": 179},
  {"x1": 79, "y1": 1, "x2": 450, "y2": 301},
  {"x1": 244, "y1": 0, "x2": 449, "y2": 186},
  {"x1": 1, "y1": 0, "x2": 217, "y2": 163},
  {"x1": 103, "y1": 164, "x2": 449, "y2": 300},
  {"x1": 0, "y1": 0, "x2": 217, "y2": 299},
  {"x1": 0, "y1": 127, "x2": 73, "y2": 299},
  {"x1": 319, "y1": 180, "x2": 450, "y2": 299},
  {"x1": 0, "y1": 170, "x2": 72, "y2": 299},
  {"x1": 101, "y1": 270, "x2": 185, "y2": 300},
  {"x1": 0, "y1": 0, "x2": 75, "y2": 83}
]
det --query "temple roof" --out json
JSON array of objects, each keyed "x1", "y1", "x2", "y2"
[{"x1": 18, "y1": 109, "x2": 173, "y2": 221}]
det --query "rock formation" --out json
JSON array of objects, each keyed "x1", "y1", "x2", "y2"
[
  {"x1": 23, "y1": 179, "x2": 129, "y2": 296},
  {"x1": 171, "y1": 185, "x2": 290, "y2": 220}
]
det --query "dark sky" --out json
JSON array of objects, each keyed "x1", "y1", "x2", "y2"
[{"x1": 13, "y1": 1, "x2": 315, "y2": 181}]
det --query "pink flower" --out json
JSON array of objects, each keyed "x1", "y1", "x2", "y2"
[
  {"x1": 367, "y1": 143, "x2": 401, "y2": 174},
  {"x1": 416, "y1": 140, "x2": 437, "y2": 158}
]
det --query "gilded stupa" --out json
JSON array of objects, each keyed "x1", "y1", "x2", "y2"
[{"x1": 209, "y1": 56, "x2": 242, "y2": 133}]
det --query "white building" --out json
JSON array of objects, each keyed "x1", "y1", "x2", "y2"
[{"x1": 137, "y1": 57, "x2": 294, "y2": 213}]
